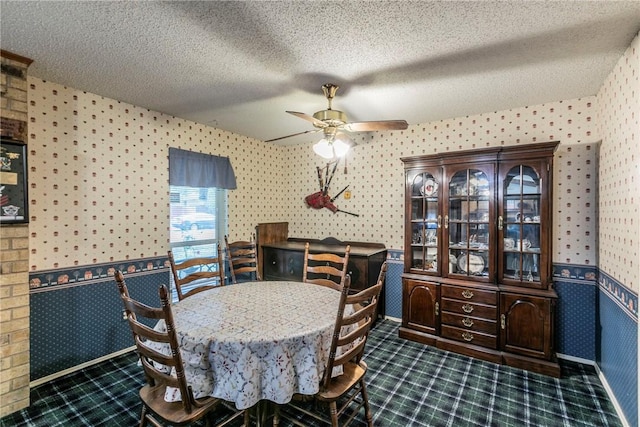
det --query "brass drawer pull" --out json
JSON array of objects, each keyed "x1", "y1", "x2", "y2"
[
  {"x1": 462, "y1": 303, "x2": 474, "y2": 313},
  {"x1": 461, "y1": 332, "x2": 474, "y2": 342},
  {"x1": 461, "y1": 290, "x2": 474, "y2": 299},
  {"x1": 462, "y1": 317, "x2": 474, "y2": 327}
]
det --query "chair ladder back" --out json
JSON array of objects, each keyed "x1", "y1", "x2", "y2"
[
  {"x1": 377, "y1": 261, "x2": 388, "y2": 288},
  {"x1": 303, "y1": 242, "x2": 351, "y2": 291},
  {"x1": 168, "y1": 245, "x2": 225, "y2": 301},
  {"x1": 115, "y1": 270, "x2": 196, "y2": 413},
  {"x1": 322, "y1": 279, "x2": 383, "y2": 390},
  {"x1": 224, "y1": 234, "x2": 260, "y2": 284},
  {"x1": 322, "y1": 275, "x2": 352, "y2": 387}
]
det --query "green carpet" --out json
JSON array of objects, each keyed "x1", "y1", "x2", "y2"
[{"x1": 0, "y1": 320, "x2": 621, "y2": 426}]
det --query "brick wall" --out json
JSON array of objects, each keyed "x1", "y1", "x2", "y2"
[{"x1": 1, "y1": 50, "x2": 32, "y2": 417}]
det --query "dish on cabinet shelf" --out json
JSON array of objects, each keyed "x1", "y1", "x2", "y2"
[
  {"x1": 469, "y1": 242, "x2": 488, "y2": 249},
  {"x1": 457, "y1": 254, "x2": 484, "y2": 274},
  {"x1": 421, "y1": 178, "x2": 439, "y2": 196}
]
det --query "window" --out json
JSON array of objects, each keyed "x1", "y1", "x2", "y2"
[
  {"x1": 169, "y1": 186, "x2": 227, "y2": 301},
  {"x1": 169, "y1": 186, "x2": 227, "y2": 257},
  {"x1": 168, "y1": 148, "x2": 236, "y2": 302}
]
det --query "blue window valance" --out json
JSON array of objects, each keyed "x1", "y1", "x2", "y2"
[{"x1": 169, "y1": 147, "x2": 237, "y2": 189}]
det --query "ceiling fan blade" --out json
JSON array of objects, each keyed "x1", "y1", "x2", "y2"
[
  {"x1": 286, "y1": 111, "x2": 327, "y2": 128},
  {"x1": 343, "y1": 120, "x2": 408, "y2": 132},
  {"x1": 335, "y1": 130, "x2": 355, "y2": 145},
  {"x1": 264, "y1": 128, "x2": 321, "y2": 143}
]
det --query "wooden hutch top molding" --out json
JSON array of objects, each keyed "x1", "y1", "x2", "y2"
[
  {"x1": 1, "y1": 50, "x2": 34, "y2": 65},
  {"x1": 401, "y1": 141, "x2": 560, "y2": 167}
]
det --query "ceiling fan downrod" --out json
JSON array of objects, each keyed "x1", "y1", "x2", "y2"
[{"x1": 321, "y1": 83, "x2": 339, "y2": 110}]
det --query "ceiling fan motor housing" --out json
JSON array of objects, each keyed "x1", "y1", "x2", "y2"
[{"x1": 312, "y1": 109, "x2": 347, "y2": 128}]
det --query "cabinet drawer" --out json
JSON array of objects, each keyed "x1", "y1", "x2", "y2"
[
  {"x1": 441, "y1": 325, "x2": 497, "y2": 349},
  {"x1": 441, "y1": 285, "x2": 497, "y2": 305},
  {"x1": 441, "y1": 312, "x2": 497, "y2": 335},
  {"x1": 441, "y1": 298, "x2": 497, "y2": 319}
]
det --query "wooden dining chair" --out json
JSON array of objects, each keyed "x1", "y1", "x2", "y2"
[
  {"x1": 355, "y1": 261, "x2": 387, "y2": 326},
  {"x1": 168, "y1": 244, "x2": 225, "y2": 301},
  {"x1": 273, "y1": 274, "x2": 383, "y2": 427},
  {"x1": 302, "y1": 242, "x2": 351, "y2": 291},
  {"x1": 224, "y1": 234, "x2": 261, "y2": 284},
  {"x1": 114, "y1": 271, "x2": 246, "y2": 427}
]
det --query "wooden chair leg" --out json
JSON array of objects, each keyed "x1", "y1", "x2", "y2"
[
  {"x1": 139, "y1": 405, "x2": 148, "y2": 427},
  {"x1": 272, "y1": 404, "x2": 280, "y2": 426},
  {"x1": 329, "y1": 401, "x2": 339, "y2": 427},
  {"x1": 245, "y1": 409, "x2": 251, "y2": 426},
  {"x1": 360, "y1": 379, "x2": 373, "y2": 427}
]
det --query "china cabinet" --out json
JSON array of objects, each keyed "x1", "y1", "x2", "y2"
[{"x1": 400, "y1": 142, "x2": 560, "y2": 377}]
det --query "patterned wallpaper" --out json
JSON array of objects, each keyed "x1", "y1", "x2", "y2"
[
  {"x1": 596, "y1": 32, "x2": 639, "y2": 295},
  {"x1": 283, "y1": 98, "x2": 600, "y2": 263},
  {"x1": 26, "y1": 79, "x2": 287, "y2": 269},
  {"x1": 27, "y1": 79, "x2": 612, "y2": 283},
  {"x1": 29, "y1": 78, "x2": 598, "y2": 271}
]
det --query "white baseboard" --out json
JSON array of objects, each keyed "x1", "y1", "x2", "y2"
[
  {"x1": 30, "y1": 346, "x2": 136, "y2": 388},
  {"x1": 556, "y1": 352, "x2": 594, "y2": 365},
  {"x1": 594, "y1": 363, "x2": 632, "y2": 427},
  {"x1": 557, "y1": 353, "x2": 630, "y2": 427},
  {"x1": 382, "y1": 315, "x2": 401, "y2": 323}
]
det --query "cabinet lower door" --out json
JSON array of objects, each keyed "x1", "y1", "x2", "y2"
[
  {"x1": 500, "y1": 293, "x2": 554, "y2": 360},
  {"x1": 263, "y1": 248, "x2": 303, "y2": 281},
  {"x1": 403, "y1": 279, "x2": 439, "y2": 335}
]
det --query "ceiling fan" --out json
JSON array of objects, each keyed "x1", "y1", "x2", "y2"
[{"x1": 265, "y1": 84, "x2": 409, "y2": 150}]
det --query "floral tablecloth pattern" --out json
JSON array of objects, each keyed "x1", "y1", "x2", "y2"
[{"x1": 156, "y1": 281, "x2": 342, "y2": 409}]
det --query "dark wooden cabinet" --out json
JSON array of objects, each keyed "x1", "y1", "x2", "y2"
[
  {"x1": 402, "y1": 278, "x2": 439, "y2": 340},
  {"x1": 255, "y1": 222, "x2": 289, "y2": 278},
  {"x1": 400, "y1": 142, "x2": 560, "y2": 377},
  {"x1": 263, "y1": 244, "x2": 304, "y2": 281},
  {"x1": 260, "y1": 238, "x2": 387, "y2": 319}
]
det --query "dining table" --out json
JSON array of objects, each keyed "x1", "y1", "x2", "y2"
[{"x1": 152, "y1": 280, "x2": 344, "y2": 423}]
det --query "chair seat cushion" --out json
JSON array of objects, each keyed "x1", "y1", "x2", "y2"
[{"x1": 317, "y1": 361, "x2": 367, "y2": 401}]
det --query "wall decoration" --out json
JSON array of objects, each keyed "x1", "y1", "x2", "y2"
[
  {"x1": 0, "y1": 138, "x2": 28, "y2": 224},
  {"x1": 0, "y1": 117, "x2": 27, "y2": 142},
  {"x1": 304, "y1": 159, "x2": 358, "y2": 216}
]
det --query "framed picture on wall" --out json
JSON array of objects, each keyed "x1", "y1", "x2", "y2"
[{"x1": 1, "y1": 138, "x2": 29, "y2": 224}]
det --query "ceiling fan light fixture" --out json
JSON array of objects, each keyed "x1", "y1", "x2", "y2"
[
  {"x1": 332, "y1": 138, "x2": 351, "y2": 157},
  {"x1": 313, "y1": 138, "x2": 335, "y2": 159},
  {"x1": 313, "y1": 138, "x2": 350, "y2": 159}
]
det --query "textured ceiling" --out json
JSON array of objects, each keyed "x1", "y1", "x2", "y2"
[{"x1": 1, "y1": 1, "x2": 639, "y2": 145}]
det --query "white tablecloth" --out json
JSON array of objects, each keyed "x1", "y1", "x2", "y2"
[{"x1": 156, "y1": 281, "x2": 342, "y2": 409}]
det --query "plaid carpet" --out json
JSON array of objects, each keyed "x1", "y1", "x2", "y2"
[{"x1": 1, "y1": 320, "x2": 621, "y2": 427}]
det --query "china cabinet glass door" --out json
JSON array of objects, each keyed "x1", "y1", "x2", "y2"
[
  {"x1": 408, "y1": 170, "x2": 440, "y2": 273},
  {"x1": 499, "y1": 164, "x2": 545, "y2": 288},
  {"x1": 445, "y1": 166, "x2": 494, "y2": 281}
]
